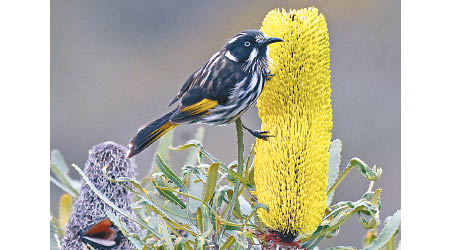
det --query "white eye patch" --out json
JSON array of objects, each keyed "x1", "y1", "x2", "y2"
[
  {"x1": 225, "y1": 51, "x2": 239, "y2": 62},
  {"x1": 244, "y1": 41, "x2": 251, "y2": 46}
]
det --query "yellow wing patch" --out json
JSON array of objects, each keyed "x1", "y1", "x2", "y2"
[
  {"x1": 182, "y1": 99, "x2": 218, "y2": 116},
  {"x1": 148, "y1": 122, "x2": 178, "y2": 144}
]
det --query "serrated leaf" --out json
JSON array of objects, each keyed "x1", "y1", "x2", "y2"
[
  {"x1": 364, "y1": 210, "x2": 401, "y2": 250},
  {"x1": 203, "y1": 162, "x2": 220, "y2": 203},
  {"x1": 327, "y1": 139, "x2": 342, "y2": 205},
  {"x1": 182, "y1": 165, "x2": 207, "y2": 183},
  {"x1": 350, "y1": 158, "x2": 382, "y2": 181},
  {"x1": 153, "y1": 173, "x2": 187, "y2": 209},
  {"x1": 155, "y1": 153, "x2": 186, "y2": 193},
  {"x1": 304, "y1": 199, "x2": 379, "y2": 242},
  {"x1": 358, "y1": 189, "x2": 382, "y2": 229},
  {"x1": 148, "y1": 192, "x2": 195, "y2": 226},
  {"x1": 58, "y1": 194, "x2": 73, "y2": 229},
  {"x1": 106, "y1": 173, "x2": 150, "y2": 200},
  {"x1": 327, "y1": 158, "x2": 382, "y2": 197}
]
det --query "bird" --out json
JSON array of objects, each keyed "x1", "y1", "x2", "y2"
[
  {"x1": 127, "y1": 29, "x2": 283, "y2": 158},
  {"x1": 80, "y1": 219, "x2": 122, "y2": 249}
]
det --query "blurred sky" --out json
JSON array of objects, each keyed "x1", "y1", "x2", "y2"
[{"x1": 51, "y1": 0, "x2": 400, "y2": 248}]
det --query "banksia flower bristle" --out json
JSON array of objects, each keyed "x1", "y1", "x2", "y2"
[
  {"x1": 61, "y1": 142, "x2": 139, "y2": 250},
  {"x1": 254, "y1": 8, "x2": 332, "y2": 237}
]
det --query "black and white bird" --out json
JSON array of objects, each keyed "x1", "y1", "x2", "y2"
[{"x1": 127, "y1": 29, "x2": 283, "y2": 158}]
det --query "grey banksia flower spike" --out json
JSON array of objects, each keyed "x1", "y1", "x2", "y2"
[{"x1": 61, "y1": 142, "x2": 139, "y2": 250}]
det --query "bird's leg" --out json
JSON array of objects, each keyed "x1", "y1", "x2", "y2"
[{"x1": 242, "y1": 124, "x2": 274, "y2": 140}]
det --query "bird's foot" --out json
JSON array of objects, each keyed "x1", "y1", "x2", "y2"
[
  {"x1": 266, "y1": 73, "x2": 275, "y2": 80},
  {"x1": 243, "y1": 125, "x2": 274, "y2": 141}
]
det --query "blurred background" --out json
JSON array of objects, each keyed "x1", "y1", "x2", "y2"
[{"x1": 51, "y1": 0, "x2": 400, "y2": 248}]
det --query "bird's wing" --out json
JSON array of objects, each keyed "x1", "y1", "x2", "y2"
[
  {"x1": 168, "y1": 50, "x2": 226, "y2": 107},
  {"x1": 168, "y1": 69, "x2": 201, "y2": 106},
  {"x1": 169, "y1": 57, "x2": 245, "y2": 123}
]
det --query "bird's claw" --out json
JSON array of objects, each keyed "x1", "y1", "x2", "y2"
[
  {"x1": 251, "y1": 130, "x2": 274, "y2": 141},
  {"x1": 266, "y1": 73, "x2": 275, "y2": 80}
]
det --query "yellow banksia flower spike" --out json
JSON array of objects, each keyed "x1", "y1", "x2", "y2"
[{"x1": 254, "y1": 8, "x2": 332, "y2": 237}]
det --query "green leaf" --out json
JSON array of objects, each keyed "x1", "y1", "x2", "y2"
[
  {"x1": 215, "y1": 185, "x2": 233, "y2": 209},
  {"x1": 327, "y1": 139, "x2": 342, "y2": 205},
  {"x1": 50, "y1": 217, "x2": 60, "y2": 250},
  {"x1": 107, "y1": 211, "x2": 145, "y2": 250},
  {"x1": 196, "y1": 207, "x2": 204, "y2": 233},
  {"x1": 301, "y1": 235, "x2": 325, "y2": 250},
  {"x1": 220, "y1": 236, "x2": 236, "y2": 250},
  {"x1": 358, "y1": 189, "x2": 382, "y2": 229},
  {"x1": 50, "y1": 150, "x2": 80, "y2": 197},
  {"x1": 362, "y1": 229, "x2": 378, "y2": 248},
  {"x1": 170, "y1": 139, "x2": 204, "y2": 152},
  {"x1": 364, "y1": 210, "x2": 401, "y2": 250},
  {"x1": 303, "y1": 198, "x2": 379, "y2": 242},
  {"x1": 248, "y1": 165, "x2": 255, "y2": 187},
  {"x1": 198, "y1": 237, "x2": 206, "y2": 250},
  {"x1": 155, "y1": 153, "x2": 187, "y2": 193},
  {"x1": 327, "y1": 158, "x2": 382, "y2": 197},
  {"x1": 174, "y1": 237, "x2": 188, "y2": 250},
  {"x1": 242, "y1": 203, "x2": 268, "y2": 228},
  {"x1": 51, "y1": 149, "x2": 69, "y2": 172},
  {"x1": 58, "y1": 194, "x2": 73, "y2": 229},
  {"x1": 324, "y1": 247, "x2": 356, "y2": 250},
  {"x1": 182, "y1": 165, "x2": 207, "y2": 183},
  {"x1": 104, "y1": 172, "x2": 150, "y2": 200},
  {"x1": 153, "y1": 173, "x2": 187, "y2": 209},
  {"x1": 185, "y1": 127, "x2": 205, "y2": 166},
  {"x1": 158, "y1": 215, "x2": 174, "y2": 250},
  {"x1": 187, "y1": 173, "x2": 204, "y2": 211},
  {"x1": 232, "y1": 231, "x2": 248, "y2": 249},
  {"x1": 50, "y1": 176, "x2": 77, "y2": 198},
  {"x1": 148, "y1": 191, "x2": 195, "y2": 226},
  {"x1": 237, "y1": 196, "x2": 252, "y2": 217},
  {"x1": 203, "y1": 162, "x2": 220, "y2": 203}
]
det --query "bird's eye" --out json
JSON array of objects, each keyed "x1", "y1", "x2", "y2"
[{"x1": 244, "y1": 41, "x2": 251, "y2": 47}]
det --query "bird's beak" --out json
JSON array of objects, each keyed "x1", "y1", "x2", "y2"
[{"x1": 259, "y1": 37, "x2": 284, "y2": 47}]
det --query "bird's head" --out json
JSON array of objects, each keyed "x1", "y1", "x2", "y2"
[{"x1": 225, "y1": 30, "x2": 283, "y2": 63}]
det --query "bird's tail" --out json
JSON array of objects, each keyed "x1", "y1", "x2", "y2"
[{"x1": 127, "y1": 109, "x2": 178, "y2": 158}]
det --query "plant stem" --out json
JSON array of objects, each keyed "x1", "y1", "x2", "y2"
[{"x1": 220, "y1": 117, "x2": 245, "y2": 241}]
